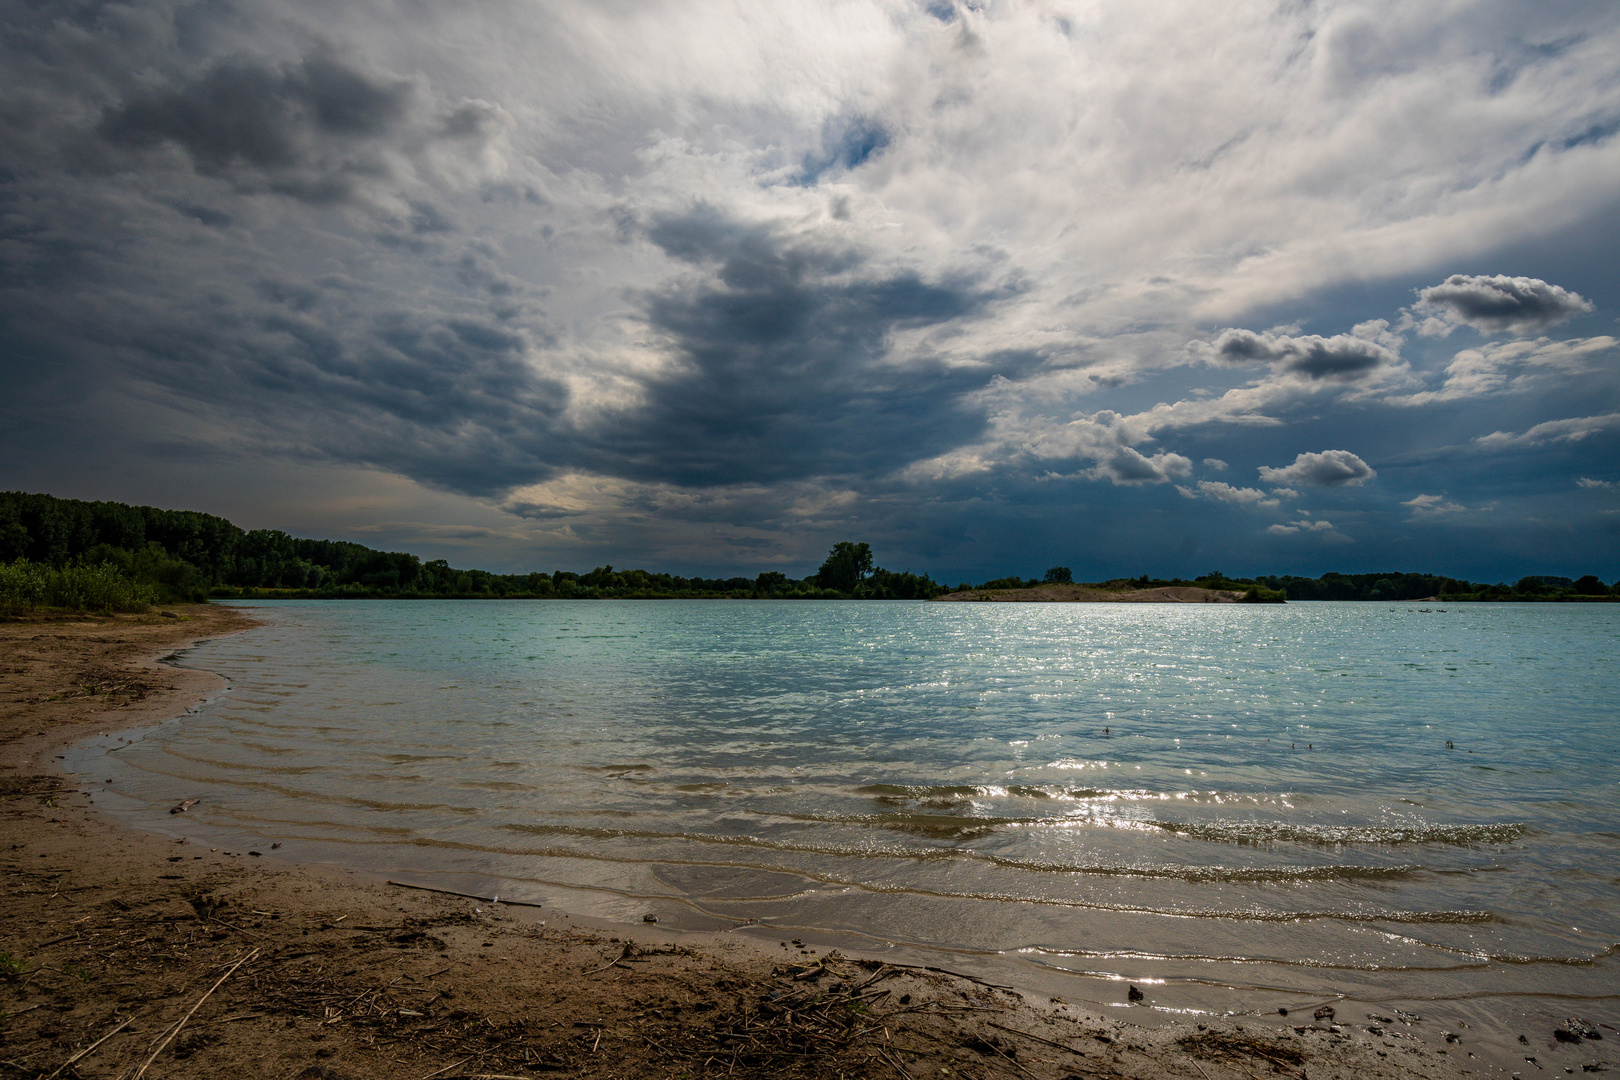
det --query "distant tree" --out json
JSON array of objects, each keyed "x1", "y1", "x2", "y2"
[
  {"x1": 976, "y1": 576, "x2": 1029, "y2": 591},
  {"x1": 755, "y1": 571, "x2": 789, "y2": 596},
  {"x1": 817, "y1": 542, "x2": 873, "y2": 593},
  {"x1": 1043, "y1": 566, "x2": 1073, "y2": 583},
  {"x1": 1572, "y1": 575, "x2": 1609, "y2": 596}
]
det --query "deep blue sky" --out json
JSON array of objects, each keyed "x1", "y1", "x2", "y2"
[{"x1": 2, "y1": 0, "x2": 1617, "y2": 583}]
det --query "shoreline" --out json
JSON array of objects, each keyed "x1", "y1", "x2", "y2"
[
  {"x1": 935, "y1": 585, "x2": 1248, "y2": 603},
  {"x1": 0, "y1": 605, "x2": 1549, "y2": 1078}
]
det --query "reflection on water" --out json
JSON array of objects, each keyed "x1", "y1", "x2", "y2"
[{"x1": 73, "y1": 599, "x2": 1620, "y2": 1036}]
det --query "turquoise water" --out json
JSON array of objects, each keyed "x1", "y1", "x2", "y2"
[{"x1": 75, "y1": 600, "x2": 1619, "y2": 1038}]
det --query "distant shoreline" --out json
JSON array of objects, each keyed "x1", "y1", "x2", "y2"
[
  {"x1": 936, "y1": 584, "x2": 1247, "y2": 603},
  {"x1": 5, "y1": 492, "x2": 1616, "y2": 610}
]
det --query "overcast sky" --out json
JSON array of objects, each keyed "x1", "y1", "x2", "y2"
[{"x1": 3, "y1": 0, "x2": 1617, "y2": 582}]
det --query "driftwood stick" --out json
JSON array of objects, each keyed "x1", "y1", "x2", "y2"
[
  {"x1": 418, "y1": 1057, "x2": 470, "y2": 1080},
  {"x1": 877, "y1": 1045, "x2": 915, "y2": 1080},
  {"x1": 129, "y1": 948, "x2": 258, "y2": 1080},
  {"x1": 385, "y1": 880, "x2": 544, "y2": 909},
  {"x1": 986, "y1": 1020, "x2": 1095, "y2": 1058},
  {"x1": 45, "y1": 1013, "x2": 138, "y2": 1080}
]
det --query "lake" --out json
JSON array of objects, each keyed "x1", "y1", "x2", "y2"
[{"x1": 73, "y1": 599, "x2": 1620, "y2": 1049}]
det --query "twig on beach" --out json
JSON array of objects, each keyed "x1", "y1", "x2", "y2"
[
  {"x1": 44, "y1": 1012, "x2": 139, "y2": 1080},
  {"x1": 986, "y1": 1020, "x2": 1096, "y2": 1059},
  {"x1": 129, "y1": 947, "x2": 258, "y2": 1080},
  {"x1": 584, "y1": 942, "x2": 636, "y2": 974},
  {"x1": 866, "y1": 958, "x2": 1016, "y2": 990},
  {"x1": 419, "y1": 1056, "x2": 470, "y2": 1079},
  {"x1": 877, "y1": 1045, "x2": 915, "y2": 1080},
  {"x1": 385, "y1": 880, "x2": 544, "y2": 909},
  {"x1": 980, "y1": 1036, "x2": 1042, "y2": 1080},
  {"x1": 209, "y1": 915, "x2": 263, "y2": 940}
]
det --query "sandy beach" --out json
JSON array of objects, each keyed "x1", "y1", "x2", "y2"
[{"x1": 0, "y1": 606, "x2": 1529, "y2": 1079}]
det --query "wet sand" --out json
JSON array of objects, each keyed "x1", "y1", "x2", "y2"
[{"x1": 0, "y1": 605, "x2": 1553, "y2": 1078}]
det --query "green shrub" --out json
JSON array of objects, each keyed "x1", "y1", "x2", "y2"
[
  {"x1": 1240, "y1": 585, "x2": 1287, "y2": 604},
  {"x1": 0, "y1": 559, "x2": 157, "y2": 614},
  {"x1": 0, "y1": 559, "x2": 48, "y2": 612},
  {"x1": 46, "y1": 562, "x2": 156, "y2": 612}
]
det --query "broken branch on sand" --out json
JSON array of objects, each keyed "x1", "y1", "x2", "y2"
[
  {"x1": 44, "y1": 1012, "x2": 138, "y2": 1080},
  {"x1": 129, "y1": 947, "x2": 258, "y2": 1079},
  {"x1": 386, "y1": 880, "x2": 544, "y2": 909}
]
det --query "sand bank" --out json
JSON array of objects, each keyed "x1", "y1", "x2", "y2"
[{"x1": 0, "y1": 606, "x2": 1521, "y2": 1079}]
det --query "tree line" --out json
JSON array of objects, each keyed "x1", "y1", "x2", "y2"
[
  {"x1": 1, "y1": 490, "x2": 1612, "y2": 613},
  {"x1": 0, "y1": 492, "x2": 944, "y2": 609},
  {"x1": 954, "y1": 567, "x2": 1617, "y2": 602}
]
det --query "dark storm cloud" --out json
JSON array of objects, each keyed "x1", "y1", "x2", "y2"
[
  {"x1": 113, "y1": 285, "x2": 573, "y2": 497},
  {"x1": 1257, "y1": 449, "x2": 1376, "y2": 487},
  {"x1": 99, "y1": 54, "x2": 411, "y2": 161},
  {"x1": 94, "y1": 52, "x2": 500, "y2": 205},
  {"x1": 1412, "y1": 274, "x2": 1594, "y2": 335},
  {"x1": 604, "y1": 205, "x2": 1019, "y2": 485},
  {"x1": 1194, "y1": 328, "x2": 1393, "y2": 381}
]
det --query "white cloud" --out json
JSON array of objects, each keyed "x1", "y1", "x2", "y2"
[
  {"x1": 1577, "y1": 477, "x2": 1616, "y2": 490},
  {"x1": 1258, "y1": 450, "x2": 1376, "y2": 487},
  {"x1": 1390, "y1": 335, "x2": 1617, "y2": 405},
  {"x1": 1403, "y1": 493, "x2": 1465, "y2": 516},
  {"x1": 909, "y1": 407, "x2": 1193, "y2": 486},
  {"x1": 1268, "y1": 518, "x2": 1337, "y2": 536},
  {"x1": 1202, "y1": 458, "x2": 1228, "y2": 471},
  {"x1": 1181, "y1": 480, "x2": 1285, "y2": 508},
  {"x1": 1476, "y1": 413, "x2": 1620, "y2": 449}
]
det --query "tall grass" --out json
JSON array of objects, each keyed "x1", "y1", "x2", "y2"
[{"x1": 0, "y1": 559, "x2": 156, "y2": 614}]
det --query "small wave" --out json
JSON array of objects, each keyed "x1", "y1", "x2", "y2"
[
  {"x1": 1017, "y1": 944, "x2": 1496, "y2": 974},
  {"x1": 497, "y1": 822, "x2": 1429, "y2": 883},
  {"x1": 377, "y1": 832, "x2": 1496, "y2": 923},
  {"x1": 1151, "y1": 820, "x2": 1526, "y2": 846},
  {"x1": 857, "y1": 783, "x2": 1008, "y2": 799},
  {"x1": 156, "y1": 748, "x2": 326, "y2": 775},
  {"x1": 857, "y1": 783, "x2": 1124, "y2": 802}
]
